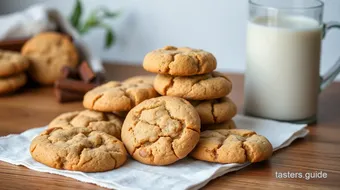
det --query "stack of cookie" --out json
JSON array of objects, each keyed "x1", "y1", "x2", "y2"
[
  {"x1": 139, "y1": 46, "x2": 273, "y2": 165},
  {"x1": 143, "y1": 46, "x2": 237, "y2": 131},
  {"x1": 29, "y1": 75, "x2": 159, "y2": 172},
  {"x1": 0, "y1": 50, "x2": 29, "y2": 95},
  {"x1": 119, "y1": 86, "x2": 272, "y2": 166}
]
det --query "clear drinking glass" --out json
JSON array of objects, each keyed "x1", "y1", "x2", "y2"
[{"x1": 244, "y1": 0, "x2": 340, "y2": 124}]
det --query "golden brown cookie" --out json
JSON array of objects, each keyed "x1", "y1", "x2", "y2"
[
  {"x1": 30, "y1": 127, "x2": 127, "y2": 172},
  {"x1": 154, "y1": 71, "x2": 232, "y2": 100},
  {"x1": 121, "y1": 96, "x2": 200, "y2": 165},
  {"x1": 0, "y1": 50, "x2": 29, "y2": 77},
  {"x1": 123, "y1": 75, "x2": 155, "y2": 85},
  {"x1": 21, "y1": 32, "x2": 79, "y2": 85},
  {"x1": 0, "y1": 73, "x2": 27, "y2": 95},
  {"x1": 143, "y1": 46, "x2": 217, "y2": 76},
  {"x1": 48, "y1": 110, "x2": 122, "y2": 139},
  {"x1": 191, "y1": 97, "x2": 237, "y2": 124},
  {"x1": 202, "y1": 120, "x2": 236, "y2": 131},
  {"x1": 83, "y1": 81, "x2": 158, "y2": 112},
  {"x1": 190, "y1": 129, "x2": 273, "y2": 163}
]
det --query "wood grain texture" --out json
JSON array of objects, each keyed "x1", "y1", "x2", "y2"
[{"x1": 0, "y1": 63, "x2": 339, "y2": 190}]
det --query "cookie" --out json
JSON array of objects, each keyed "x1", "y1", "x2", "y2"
[
  {"x1": 83, "y1": 81, "x2": 158, "y2": 112},
  {"x1": 154, "y1": 71, "x2": 232, "y2": 100},
  {"x1": 21, "y1": 32, "x2": 79, "y2": 85},
  {"x1": 202, "y1": 120, "x2": 236, "y2": 131},
  {"x1": 30, "y1": 127, "x2": 127, "y2": 172},
  {"x1": 0, "y1": 73, "x2": 27, "y2": 94},
  {"x1": 123, "y1": 75, "x2": 155, "y2": 85},
  {"x1": 191, "y1": 97, "x2": 237, "y2": 124},
  {"x1": 0, "y1": 50, "x2": 29, "y2": 77},
  {"x1": 121, "y1": 96, "x2": 200, "y2": 165},
  {"x1": 48, "y1": 110, "x2": 122, "y2": 139},
  {"x1": 190, "y1": 129, "x2": 273, "y2": 163},
  {"x1": 143, "y1": 46, "x2": 217, "y2": 76}
]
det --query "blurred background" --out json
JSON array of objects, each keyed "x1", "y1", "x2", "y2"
[{"x1": 1, "y1": 0, "x2": 339, "y2": 80}]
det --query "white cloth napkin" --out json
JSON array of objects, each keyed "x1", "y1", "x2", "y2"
[
  {"x1": 0, "y1": 115, "x2": 308, "y2": 190},
  {"x1": 0, "y1": 5, "x2": 56, "y2": 40}
]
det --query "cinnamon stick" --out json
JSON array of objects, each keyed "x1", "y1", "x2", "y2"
[
  {"x1": 61, "y1": 66, "x2": 79, "y2": 79},
  {"x1": 54, "y1": 88, "x2": 84, "y2": 103},
  {"x1": 54, "y1": 78, "x2": 97, "y2": 93},
  {"x1": 79, "y1": 61, "x2": 96, "y2": 83}
]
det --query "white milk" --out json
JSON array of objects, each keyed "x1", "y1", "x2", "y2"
[{"x1": 245, "y1": 15, "x2": 323, "y2": 121}]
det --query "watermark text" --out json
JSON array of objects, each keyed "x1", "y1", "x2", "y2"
[{"x1": 275, "y1": 171, "x2": 327, "y2": 180}]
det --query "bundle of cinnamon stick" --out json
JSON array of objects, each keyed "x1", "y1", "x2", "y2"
[{"x1": 54, "y1": 61, "x2": 105, "y2": 103}]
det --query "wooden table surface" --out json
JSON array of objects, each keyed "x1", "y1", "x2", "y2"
[{"x1": 0, "y1": 63, "x2": 339, "y2": 190}]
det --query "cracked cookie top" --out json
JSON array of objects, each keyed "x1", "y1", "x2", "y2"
[
  {"x1": 143, "y1": 46, "x2": 217, "y2": 76},
  {"x1": 123, "y1": 75, "x2": 155, "y2": 85},
  {"x1": 48, "y1": 110, "x2": 123, "y2": 139},
  {"x1": 0, "y1": 50, "x2": 29, "y2": 77},
  {"x1": 191, "y1": 97, "x2": 237, "y2": 124},
  {"x1": 190, "y1": 129, "x2": 273, "y2": 164},
  {"x1": 21, "y1": 32, "x2": 79, "y2": 85},
  {"x1": 83, "y1": 81, "x2": 158, "y2": 112},
  {"x1": 202, "y1": 120, "x2": 236, "y2": 131},
  {"x1": 121, "y1": 96, "x2": 200, "y2": 165},
  {"x1": 30, "y1": 127, "x2": 127, "y2": 172},
  {"x1": 154, "y1": 71, "x2": 232, "y2": 100}
]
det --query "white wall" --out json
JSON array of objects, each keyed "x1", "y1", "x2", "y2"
[
  {"x1": 2, "y1": 0, "x2": 340, "y2": 80},
  {"x1": 44, "y1": 0, "x2": 249, "y2": 73}
]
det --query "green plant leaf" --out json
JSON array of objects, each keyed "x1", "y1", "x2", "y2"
[
  {"x1": 79, "y1": 11, "x2": 100, "y2": 34},
  {"x1": 70, "y1": 2, "x2": 118, "y2": 47},
  {"x1": 105, "y1": 28, "x2": 115, "y2": 48},
  {"x1": 69, "y1": 0, "x2": 82, "y2": 29},
  {"x1": 99, "y1": 7, "x2": 120, "y2": 18}
]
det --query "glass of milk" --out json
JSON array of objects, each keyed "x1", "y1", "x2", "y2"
[{"x1": 245, "y1": 0, "x2": 340, "y2": 124}]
